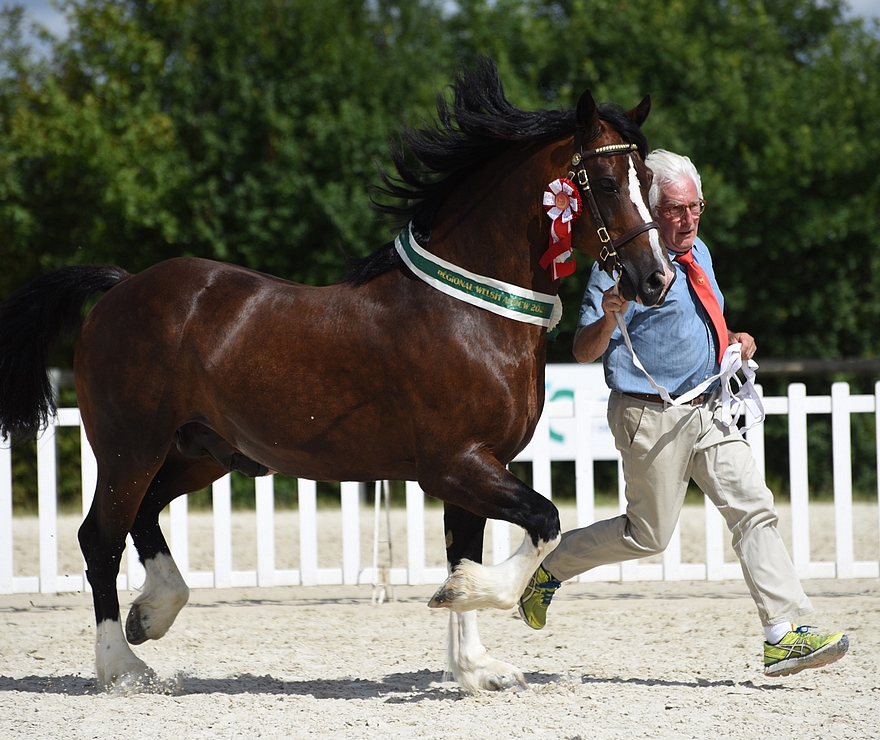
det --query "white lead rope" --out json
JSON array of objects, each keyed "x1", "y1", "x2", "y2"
[{"x1": 612, "y1": 270, "x2": 765, "y2": 430}]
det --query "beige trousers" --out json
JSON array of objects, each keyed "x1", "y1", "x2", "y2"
[{"x1": 543, "y1": 391, "x2": 814, "y2": 627}]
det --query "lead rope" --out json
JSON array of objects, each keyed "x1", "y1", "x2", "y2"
[{"x1": 611, "y1": 270, "x2": 765, "y2": 430}]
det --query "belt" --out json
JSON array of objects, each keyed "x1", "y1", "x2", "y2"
[{"x1": 621, "y1": 391, "x2": 710, "y2": 406}]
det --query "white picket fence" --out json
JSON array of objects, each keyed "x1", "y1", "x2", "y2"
[{"x1": 1, "y1": 364, "x2": 879, "y2": 595}]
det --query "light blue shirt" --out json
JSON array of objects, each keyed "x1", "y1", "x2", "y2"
[{"x1": 577, "y1": 236, "x2": 725, "y2": 396}]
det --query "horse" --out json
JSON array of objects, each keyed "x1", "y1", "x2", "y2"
[{"x1": 0, "y1": 58, "x2": 673, "y2": 693}]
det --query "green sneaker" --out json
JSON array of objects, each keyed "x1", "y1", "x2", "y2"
[
  {"x1": 764, "y1": 625, "x2": 849, "y2": 677},
  {"x1": 517, "y1": 565, "x2": 561, "y2": 630}
]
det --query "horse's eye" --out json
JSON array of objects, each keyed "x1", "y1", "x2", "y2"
[{"x1": 599, "y1": 178, "x2": 619, "y2": 193}]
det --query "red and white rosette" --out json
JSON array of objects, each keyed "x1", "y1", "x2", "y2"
[{"x1": 541, "y1": 178, "x2": 582, "y2": 280}]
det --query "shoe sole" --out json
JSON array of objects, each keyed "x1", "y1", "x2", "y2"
[
  {"x1": 764, "y1": 635, "x2": 849, "y2": 677},
  {"x1": 517, "y1": 603, "x2": 544, "y2": 630}
]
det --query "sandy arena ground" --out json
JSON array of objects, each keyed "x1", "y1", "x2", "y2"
[{"x1": 1, "y1": 503, "x2": 878, "y2": 739}]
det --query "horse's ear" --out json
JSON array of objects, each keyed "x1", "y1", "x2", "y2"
[
  {"x1": 627, "y1": 94, "x2": 652, "y2": 128},
  {"x1": 576, "y1": 89, "x2": 599, "y2": 132}
]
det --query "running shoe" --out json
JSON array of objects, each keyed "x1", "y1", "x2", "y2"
[
  {"x1": 764, "y1": 625, "x2": 849, "y2": 677},
  {"x1": 517, "y1": 564, "x2": 561, "y2": 630}
]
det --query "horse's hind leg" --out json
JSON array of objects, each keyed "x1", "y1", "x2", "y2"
[
  {"x1": 126, "y1": 450, "x2": 227, "y2": 645},
  {"x1": 79, "y1": 464, "x2": 162, "y2": 687},
  {"x1": 441, "y1": 504, "x2": 526, "y2": 692}
]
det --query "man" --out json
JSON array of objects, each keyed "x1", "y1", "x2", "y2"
[{"x1": 519, "y1": 149, "x2": 848, "y2": 678}]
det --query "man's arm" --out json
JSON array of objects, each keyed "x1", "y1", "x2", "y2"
[{"x1": 572, "y1": 286, "x2": 630, "y2": 364}]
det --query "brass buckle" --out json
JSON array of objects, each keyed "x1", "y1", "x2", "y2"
[{"x1": 597, "y1": 226, "x2": 611, "y2": 244}]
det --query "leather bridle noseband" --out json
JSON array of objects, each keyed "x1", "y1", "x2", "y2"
[{"x1": 567, "y1": 141, "x2": 660, "y2": 272}]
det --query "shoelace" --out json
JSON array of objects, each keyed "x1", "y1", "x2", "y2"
[{"x1": 538, "y1": 580, "x2": 561, "y2": 605}]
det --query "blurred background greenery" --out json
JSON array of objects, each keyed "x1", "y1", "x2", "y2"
[{"x1": 2, "y1": 0, "x2": 878, "y2": 512}]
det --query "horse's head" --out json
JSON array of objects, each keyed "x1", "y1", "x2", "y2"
[{"x1": 567, "y1": 91, "x2": 674, "y2": 306}]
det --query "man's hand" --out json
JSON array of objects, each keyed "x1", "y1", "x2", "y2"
[
  {"x1": 602, "y1": 286, "x2": 630, "y2": 317},
  {"x1": 730, "y1": 331, "x2": 756, "y2": 361},
  {"x1": 573, "y1": 286, "x2": 630, "y2": 364}
]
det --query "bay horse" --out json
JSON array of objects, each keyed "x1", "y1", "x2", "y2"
[{"x1": 0, "y1": 58, "x2": 673, "y2": 693}]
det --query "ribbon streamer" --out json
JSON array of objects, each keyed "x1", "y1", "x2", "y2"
[{"x1": 541, "y1": 178, "x2": 582, "y2": 280}]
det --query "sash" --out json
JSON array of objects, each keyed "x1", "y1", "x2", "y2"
[{"x1": 394, "y1": 223, "x2": 561, "y2": 329}]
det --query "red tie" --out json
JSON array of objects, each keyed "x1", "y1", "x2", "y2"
[{"x1": 674, "y1": 249, "x2": 729, "y2": 364}]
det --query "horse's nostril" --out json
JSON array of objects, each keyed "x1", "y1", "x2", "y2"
[
  {"x1": 637, "y1": 271, "x2": 669, "y2": 307},
  {"x1": 646, "y1": 271, "x2": 665, "y2": 291}
]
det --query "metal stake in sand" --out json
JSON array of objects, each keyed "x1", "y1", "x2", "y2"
[{"x1": 371, "y1": 480, "x2": 395, "y2": 604}]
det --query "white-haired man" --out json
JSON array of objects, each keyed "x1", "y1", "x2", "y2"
[{"x1": 519, "y1": 149, "x2": 848, "y2": 678}]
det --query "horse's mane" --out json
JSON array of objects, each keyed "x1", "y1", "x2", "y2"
[{"x1": 345, "y1": 57, "x2": 648, "y2": 285}]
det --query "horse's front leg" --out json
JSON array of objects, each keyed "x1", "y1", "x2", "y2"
[
  {"x1": 425, "y1": 456, "x2": 560, "y2": 612},
  {"x1": 438, "y1": 504, "x2": 527, "y2": 692}
]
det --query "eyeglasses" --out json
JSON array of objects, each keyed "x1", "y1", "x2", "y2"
[{"x1": 657, "y1": 199, "x2": 706, "y2": 220}]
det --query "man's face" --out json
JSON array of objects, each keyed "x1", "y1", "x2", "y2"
[{"x1": 655, "y1": 178, "x2": 702, "y2": 253}]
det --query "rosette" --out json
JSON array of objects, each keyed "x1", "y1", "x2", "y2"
[{"x1": 540, "y1": 178, "x2": 582, "y2": 280}]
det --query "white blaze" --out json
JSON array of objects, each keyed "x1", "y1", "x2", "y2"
[{"x1": 627, "y1": 156, "x2": 664, "y2": 259}]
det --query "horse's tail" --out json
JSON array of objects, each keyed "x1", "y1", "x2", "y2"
[{"x1": 0, "y1": 265, "x2": 130, "y2": 443}]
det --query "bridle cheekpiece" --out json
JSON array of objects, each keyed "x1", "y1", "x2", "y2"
[{"x1": 543, "y1": 140, "x2": 660, "y2": 277}]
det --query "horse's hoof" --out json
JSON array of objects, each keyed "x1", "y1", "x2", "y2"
[
  {"x1": 483, "y1": 668, "x2": 528, "y2": 692},
  {"x1": 428, "y1": 585, "x2": 459, "y2": 608},
  {"x1": 100, "y1": 663, "x2": 157, "y2": 691},
  {"x1": 454, "y1": 658, "x2": 528, "y2": 693},
  {"x1": 125, "y1": 605, "x2": 148, "y2": 645},
  {"x1": 429, "y1": 567, "x2": 479, "y2": 609}
]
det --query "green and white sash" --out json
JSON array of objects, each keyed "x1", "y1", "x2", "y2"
[{"x1": 394, "y1": 223, "x2": 560, "y2": 328}]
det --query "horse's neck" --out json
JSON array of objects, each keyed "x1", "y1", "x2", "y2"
[{"x1": 427, "y1": 142, "x2": 566, "y2": 297}]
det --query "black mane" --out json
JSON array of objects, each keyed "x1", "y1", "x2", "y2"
[{"x1": 346, "y1": 57, "x2": 648, "y2": 285}]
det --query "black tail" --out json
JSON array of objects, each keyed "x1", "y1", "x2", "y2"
[{"x1": 0, "y1": 265, "x2": 130, "y2": 442}]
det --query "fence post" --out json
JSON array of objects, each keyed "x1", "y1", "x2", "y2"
[
  {"x1": 663, "y1": 519, "x2": 682, "y2": 581},
  {"x1": 298, "y1": 478, "x2": 318, "y2": 586},
  {"x1": 170, "y1": 496, "x2": 189, "y2": 580},
  {"x1": 79, "y1": 419, "x2": 97, "y2": 518},
  {"x1": 212, "y1": 474, "x2": 233, "y2": 588},
  {"x1": 573, "y1": 390, "x2": 595, "y2": 531},
  {"x1": 255, "y1": 475, "x2": 275, "y2": 587},
  {"x1": 405, "y1": 481, "x2": 426, "y2": 585},
  {"x1": 745, "y1": 384, "x2": 765, "y2": 474},
  {"x1": 532, "y1": 409, "x2": 552, "y2": 500},
  {"x1": 704, "y1": 499, "x2": 726, "y2": 580},
  {"x1": 831, "y1": 383, "x2": 854, "y2": 578},
  {"x1": 0, "y1": 445, "x2": 12, "y2": 594},
  {"x1": 788, "y1": 384, "x2": 811, "y2": 577},
  {"x1": 876, "y1": 381, "x2": 880, "y2": 569},
  {"x1": 36, "y1": 425, "x2": 58, "y2": 594},
  {"x1": 341, "y1": 481, "x2": 360, "y2": 584}
]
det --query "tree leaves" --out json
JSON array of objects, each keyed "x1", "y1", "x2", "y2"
[{"x1": 0, "y1": 0, "x2": 878, "y2": 366}]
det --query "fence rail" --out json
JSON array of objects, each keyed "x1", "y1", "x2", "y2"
[{"x1": 2, "y1": 365, "x2": 879, "y2": 595}]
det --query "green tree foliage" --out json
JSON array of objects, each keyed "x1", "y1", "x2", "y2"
[
  {"x1": 2, "y1": 0, "x2": 878, "y2": 360},
  {"x1": 0, "y1": 0, "x2": 455, "y2": 296},
  {"x1": 1, "y1": 0, "x2": 878, "y2": 506}
]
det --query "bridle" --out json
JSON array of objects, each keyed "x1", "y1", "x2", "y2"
[{"x1": 567, "y1": 141, "x2": 660, "y2": 273}]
